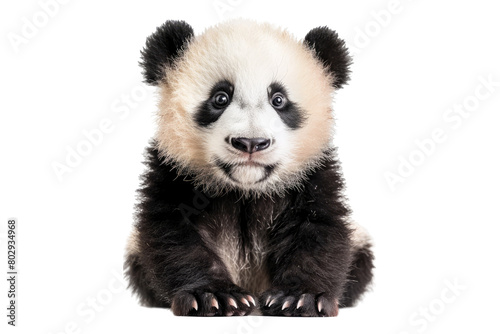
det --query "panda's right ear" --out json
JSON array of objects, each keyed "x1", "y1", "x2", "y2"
[{"x1": 140, "y1": 20, "x2": 194, "y2": 85}]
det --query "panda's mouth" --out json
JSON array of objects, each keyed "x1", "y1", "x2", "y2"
[{"x1": 214, "y1": 158, "x2": 276, "y2": 184}]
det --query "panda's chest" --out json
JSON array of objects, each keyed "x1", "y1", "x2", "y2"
[{"x1": 196, "y1": 195, "x2": 287, "y2": 293}]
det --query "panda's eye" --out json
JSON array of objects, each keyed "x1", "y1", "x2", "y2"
[
  {"x1": 213, "y1": 92, "x2": 229, "y2": 108},
  {"x1": 271, "y1": 93, "x2": 286, "y2": 109}
]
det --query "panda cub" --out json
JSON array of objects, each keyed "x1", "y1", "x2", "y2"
[{"x1": 125, "y1": 20, "x2": 374, "y2": 317}]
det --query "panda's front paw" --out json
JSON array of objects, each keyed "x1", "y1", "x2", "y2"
[
  {"x1": 259, "y1": 290, "x2": 338, "y2": 317},
  {"x1": 171, "y1": 286, "x2": 257, "y2": 316}
]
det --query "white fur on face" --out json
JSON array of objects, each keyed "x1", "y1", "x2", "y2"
[
  {"x1": 156, "y1": 20, "x2": 336, "y2": 196},
  {"x1": 206, "y1": 91, "x2": 293, "y2": 186}
]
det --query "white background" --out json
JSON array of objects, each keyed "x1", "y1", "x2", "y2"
[{"x1": 1, "y1": 0, "x2": 499, "y2": 333}]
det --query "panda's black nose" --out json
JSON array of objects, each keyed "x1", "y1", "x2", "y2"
[{"x1": 231, "y1": 137, "x2": 271, "y2": 153}]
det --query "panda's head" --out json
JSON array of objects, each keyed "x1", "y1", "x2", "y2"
[{"x1": 141, "y1": 20, "x2": 351, "y2": 196}]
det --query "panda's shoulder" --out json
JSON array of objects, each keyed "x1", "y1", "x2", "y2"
[{"x1": 138, "y1": 141, "x2": 196, "y2": 204}]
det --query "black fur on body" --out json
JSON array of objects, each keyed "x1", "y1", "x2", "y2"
[{"x1": 125, "y1": 142, "x2": 373, "y2": 316}]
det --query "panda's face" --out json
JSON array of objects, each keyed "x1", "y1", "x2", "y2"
[
  {"x1": 197, "y1": 79, "x2": 297, "y2": 187},
  {"x1": 154, "y1": 21, "x2": 340, "y2": 195}
]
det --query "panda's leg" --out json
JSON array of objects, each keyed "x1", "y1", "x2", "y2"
[
  {"x1": 259, "y1": 214, "x2": 352, "y2": 317},
  {"x1": 339, "y1": 222, "x2": 375, "y2": 307},
  {"x1": 124, "y1": 226, "x2": 257, "y2": 316},
  {"x1": 124, "y1": 250, "x2": 168, "y2": 308},
  {"x1": 124, "y1": 228, "x2": 168, "y2": 307},
  {"x1": 339, "y1": 245, "x2": 374, "y2": 307}
]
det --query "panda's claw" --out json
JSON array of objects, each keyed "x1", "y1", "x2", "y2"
[
  {"x1": 172, "y1": 287, "x2": 256, "y2": 316},
  {"x1": 260, "y1": 290, "x2": 338, "y2": 317}
]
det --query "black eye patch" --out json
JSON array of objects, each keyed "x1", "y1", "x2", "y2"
[
  {"x1": 268, "y1": 82, "x2": 305, "y2": 130},
  {"x1": 195, "y1": 80, "x2": 234, "y2": 127}
]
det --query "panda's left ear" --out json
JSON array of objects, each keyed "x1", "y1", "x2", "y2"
[
  {"x1": 304, "y1": 27, "x2": 352, "y2": 89},
  {"x1": 140, "y1": 20, "x2": 194, "y2": 85}
]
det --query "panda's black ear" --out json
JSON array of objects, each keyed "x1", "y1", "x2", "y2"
[
  {"x1": 304, "y1": 27, "x2": 352, "y2": 89},
  {"x1": 140, "y1": 20, "x2": 194, "y2": 85}
]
